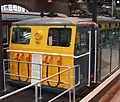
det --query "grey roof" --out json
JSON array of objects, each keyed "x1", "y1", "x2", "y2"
[
  {"x1": 12, "y1": 15, "x2": 120, "y2": 26},
  {"x1": 2, "y1": 14, "x2": 40, "y2": 21},
  {"x1": 1, "y1": 11, "x2": 68, "y2": 22},
  {"x1": 97, "y1": 16, "x2": 120, "y2": 23},
  {"x1": 2, "y1": 11, "x2": 40, "y2": 21},
  {"x1": 13, "y1": 17, "x2": 92, "y2": 26}
]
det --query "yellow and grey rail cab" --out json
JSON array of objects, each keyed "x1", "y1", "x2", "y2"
[{"x1": 9, "y1": 17, "x2": 98, "y2": 92}]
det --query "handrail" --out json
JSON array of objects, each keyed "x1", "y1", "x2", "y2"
[
  {"x1": 4, "y1": 59, "x2": 80, "y2": 86},
  {"x1": 7, "y1": 49, "x2": 90, "y2": 59},
  {"x1": 4, "y1": 59, "x2": 69, "y2": 68},
  {"x1": 7, "y1": 49, "x2": 74, "y2": 57},
  {"x1": 4, "y1": 58, "x2": 80, "y2": 86},
  {"x1": 0, "y1": 83, "x2": 37, "y2": 100},
  {"x1": 0, "y1": 66, "x2": 72, "y2": 101},
  {"x1": 1, "y1": 59, "x2": 80, "y2": 102},
  {"x1": 93, "y1": 30, "x2": 97, "y2": 83}
]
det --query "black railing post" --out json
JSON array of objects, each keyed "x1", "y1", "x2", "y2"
[
  {"x1": 92, "y1": 0, "x2": 97, "y2": 22},
  {"x1": 0, "y1": 4, "x2": 4, "y2": 92},
  {"x1": 91, "y1": 0, "x2": 97, "y2": 82}
]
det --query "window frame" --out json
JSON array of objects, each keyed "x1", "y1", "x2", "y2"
[
  {"x1": 75, "y1": 25, "x2": 91, "y2": 55},
  {"x1": 47, "y1": 27, "x2": 72, "y2": 47},
  {"x1": 2, "y1": 25, "x2": 9, "y2": 45},
  {"x1": 11, "y1": 27, "x2": 31, "y2": 45}
]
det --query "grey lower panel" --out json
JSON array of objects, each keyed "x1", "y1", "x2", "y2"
[{"x1": 74, "y1": 55, "x2": 89, "y2": 87}]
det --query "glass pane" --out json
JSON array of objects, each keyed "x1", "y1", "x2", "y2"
[
  {"x1": 111, "y1": 28, "x2": 119, "y2": 72},
  {"x1": 100, "y1": 30, "x2": 111, "y2": 79},
  {"x1": 2, "y1": 26, "x2": 8, "y2": 44},
  {"x1": 47, "y1": 28, "x2": 72, "y2": 47},
  {"x1": 75, "y1": 26, "x2": 89, "y2": 56},
  {"x1": 12, "y1": 27, "x2": 31, "y2": 44}
]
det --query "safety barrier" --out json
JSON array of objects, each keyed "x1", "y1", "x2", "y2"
[
  {"x1": 7, "y1": 48, "x2": 91, "y2": 86},
  {"x1": 0, "y1": 57, "x2": 80, "y2": 102}
]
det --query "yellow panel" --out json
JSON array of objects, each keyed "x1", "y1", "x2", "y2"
[
  {"x1": 111, "y1": 23, "x2": 116, "y2": 28},
  {"x1": 10, "y1": 52, "x2": 32, "y2": 82},
  {"x1": 100, "y1": 23, "x2": 109, "y2": 30},
  {"x1": 9, "y1": 25, "x2": 76, "y2": 89},
  {"x1": 10, "y1": 52, "x2": 19, "y2": 80},
  {"x1": 42, "y1": 55, "x2": 74, "y2": 89}
]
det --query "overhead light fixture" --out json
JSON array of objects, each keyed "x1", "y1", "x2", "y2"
[
  {"x1": 48, "y1": 0, "x2": 53, "y2": 3},
  {"x1": 117, "y1": 0, "x2": 120, "y2": 4}
]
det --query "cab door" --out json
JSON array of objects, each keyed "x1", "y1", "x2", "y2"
[{"x1": 74, "y1": 24, "x2": 98, "y2": 88}]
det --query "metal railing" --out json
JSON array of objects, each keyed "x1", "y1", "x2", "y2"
[
  {"x1": 7, "y1": 45, "x2": 91, "y2": 86},
  {"x1": 0, "y1": 58, "x2": 80, "y2": 102}
]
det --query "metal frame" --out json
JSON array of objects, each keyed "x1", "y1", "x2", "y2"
[
  {"x1": 94, "y1": 30, "x2": 97, "y2": 83},
  {"x1": 88, "y1": 30, "x2": 91, "y2": 86},
  {"x1": 2, "y1": 25, "x2": 9, "y2": 45},
  {"x1": 0, "y1": 57, "x2": 80, "y2": 102},
  {"x1": 99, "y1": 28, "x2": 120, "y2": 81},
  {"x1": 7, "y1": 49, "x2": 89, "y2": 59},
  {"x1": 7, "y1": 48, "x2": 91, "y2": 86}
]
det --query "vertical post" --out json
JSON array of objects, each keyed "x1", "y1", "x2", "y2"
[
  {"x1": 92, "y1": 0, "x2": 97, "y2": 22},
  {"x1": 94, "y1": 30, "x2": 97, "y2": 83},
  {"x1": 47, "y1": 0, "x2": 53, "y2": 13},
  {"x1": 68, "y1": 67, "x2": 71, "y2": 102},
  {"x1": 3, "y1": 59, "x2": 6, "y2": 91},
  {"x1": 91, "y1": 0, "x2": 97, "y2": 83},
  {"x1": 73, "y1": 66, "x2": 76, "y2": 102},
  {"x1": 68, "y1": 0, "x2": 72, "y2": 16},
  {"x1": 88, "y1": 31, "x2": 91, "y2": 86},
  {"x1": 112, "y1": 0, "x2": 114, "y2": 17},
  {"x1": 39, "y1": 64, "x2": 42, "y2": 100},
  {"x1": 112, "y1": 0, "x2": 116, "y2": 17},
  {"x1": 0, "y1": 4, "x2": 4, "y2": 92},
  {"x1": 35, "y1": 84, "x2": 38, "y2": 102}
]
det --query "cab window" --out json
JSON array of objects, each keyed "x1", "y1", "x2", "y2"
[
  {"x1": 47, "y1": 28, "x2": 72, "y2": 47},
  {"x1": 12, "y1": 27, "x2": 31, "y2": 44},
  {"x1": 2, "y1": 26, "x2": 8, "y2": 44},
  {"x1": 75, "y1": 26, "x2": 90, "y2": 55}
]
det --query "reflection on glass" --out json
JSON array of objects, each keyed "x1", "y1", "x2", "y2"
[
  {"x1": 111, "y1": 44, "x2": 119, "y2": 71},
  {"x1": 75, "y1": 26, "x2": 89, "y2": 56},
  {"x1": 111, "y1": 29, "x2": 119, "y2": 72},
  {"x1": 100, "y1": 30, "x2": 111, "y2": 79},
  {"x1": 101, "y1": 45, "x2": 111, "y2": 79},
  {"x1": 47, "y1": 28, "x2": 71, "y2": 47},
  {"x1": 100, "y1": 28, "x2": 120, "y2": 79},
  {"x1": 2, "y1": 26, "x2": 8, "y2": 44},
  {"x1": 12, "y1": 27, "x2": 31, "y2": 44}
]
